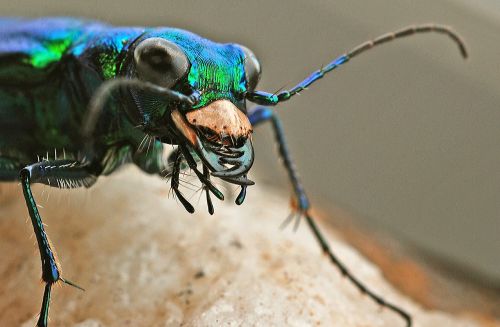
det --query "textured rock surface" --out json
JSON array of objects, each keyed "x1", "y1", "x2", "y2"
[{"x1": 0, "y1": 167, "x2": 487, "y2": 326}]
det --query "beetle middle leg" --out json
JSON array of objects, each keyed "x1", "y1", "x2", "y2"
[
  {"x1": 19, "y1": 159, "x2": 96, "y2": 327},
  {"x1": 248, "y1": 106, "x2": 412, "y2": 327}
]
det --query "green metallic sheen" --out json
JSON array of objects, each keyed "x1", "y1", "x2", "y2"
[
  {"x1": 0, "y1": 18, "x2": 249, "y2": 177},
  {"x1": 137, "y1": 29, "x2": 248, "y2": 110}
]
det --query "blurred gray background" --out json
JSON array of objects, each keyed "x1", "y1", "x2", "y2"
[{"x1": 1, "y1": 0, "x2": 498, "y2": 282}]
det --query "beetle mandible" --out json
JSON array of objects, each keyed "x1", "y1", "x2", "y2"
[{"x1": 0, "y1": 18, "x2": 467, "y2": 327}]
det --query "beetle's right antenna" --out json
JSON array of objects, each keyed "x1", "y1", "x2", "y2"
[{"x1": 247, "y1": 23, "x2": 468, "y2": 106}]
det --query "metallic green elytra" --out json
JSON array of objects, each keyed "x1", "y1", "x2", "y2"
[{"x1": 0, "y1": 17, "x2": 468, "y2": 327}]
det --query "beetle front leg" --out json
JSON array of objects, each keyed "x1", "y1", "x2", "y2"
[
  {"x1": 19, "y1": 159, "x2": 95, "y2": 327},
  {"x1": 248, "y1": 106, "x2": 309, "y2": 219},
  {"x1": 248, "y1": 106, "x2": 412, "y2": 327}
]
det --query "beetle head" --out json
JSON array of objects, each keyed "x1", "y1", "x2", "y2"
[{"x1": 128, "y1": 31, "x2": 262, "y2": 186}]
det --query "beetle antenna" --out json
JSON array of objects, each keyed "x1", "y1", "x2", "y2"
[
  {"x1": 247, "y1": 24, "x2": 468, "y2": 106},
  {"x1": 82, "y1": 78, "x2": 196, "y2": 161}
]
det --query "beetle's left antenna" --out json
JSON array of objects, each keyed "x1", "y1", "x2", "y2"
[
  {"x1": 246, "y1": 23, "x2": 468, "y2": 106},
  {"x1": 82, "y1": 78, "x2": 196, "y2": 160}
]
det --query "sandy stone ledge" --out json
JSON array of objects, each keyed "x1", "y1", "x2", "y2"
[{"x1": 0, "y1": 167, "x2": 487, "y2": 326}]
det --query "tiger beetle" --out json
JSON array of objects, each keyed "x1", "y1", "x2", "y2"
[{"x1": 0, "y1": 18, "x2": 467, "y2": 326}]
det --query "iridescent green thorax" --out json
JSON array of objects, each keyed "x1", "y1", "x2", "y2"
[
  {"x1": 95, "y1": 33, "x2": 130, "y2": 79},
  {"x1": 150, "y1": 29, "x2": 247, "y2": 109},
  {"x1": 71, "y1": 28, "x2": 142, "y2": 80}
]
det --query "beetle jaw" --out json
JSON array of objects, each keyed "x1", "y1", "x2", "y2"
[
  {"x1": 171, "y1": 100, "x2": 254, "y2": 185},
  {"x1": 185, "y1": 100, "x2": 253, "y2": 142}
]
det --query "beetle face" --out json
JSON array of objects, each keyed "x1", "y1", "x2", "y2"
[
  {"x1": 131, "y1": 31, "x2": 261, "y2": 185},
  {"x1": 171, "y1": 99, "x2": 254, "y2": 185}
]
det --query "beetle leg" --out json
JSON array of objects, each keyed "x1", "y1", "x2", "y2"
[
  {"x1": 19, "y1": 159, "x2": 94, "y2": 327},
  {"x1": 166, "y1": 146, "x2": 224, "y2": 200},
  {"x1": 170, "y1": 150, "x2": 195, "y2": 213},
  {"x1": 202, "y1": 165, "x2": 214, "y2": 215},
  {"x1": 248, "y1": 106, "x2": 310, "y2": 217},
  {"x1": 179, "y1": 146, "x2": 225, "y2": 201},
  {"x1": 247, "y1": 106, "x2": 412, "y2": 327},
  {"x1": 164, "y1": 147, "x2": 221, "y2": 214}
]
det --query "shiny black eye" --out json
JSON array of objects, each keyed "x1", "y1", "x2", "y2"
[
  {"x1": 134, "y1": 37, "x2": 190, "y2": 88},
  {"x1": 239, "y1": 45, "x2": 261, "y2": 91}
]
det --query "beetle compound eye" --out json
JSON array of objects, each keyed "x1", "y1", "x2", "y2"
[
  {"x1": 239, "y1": 45, "x2": 261, "y2": 91},
  {"x1": 134, "y1": 37, "x2": 190, "y2": 88}
]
